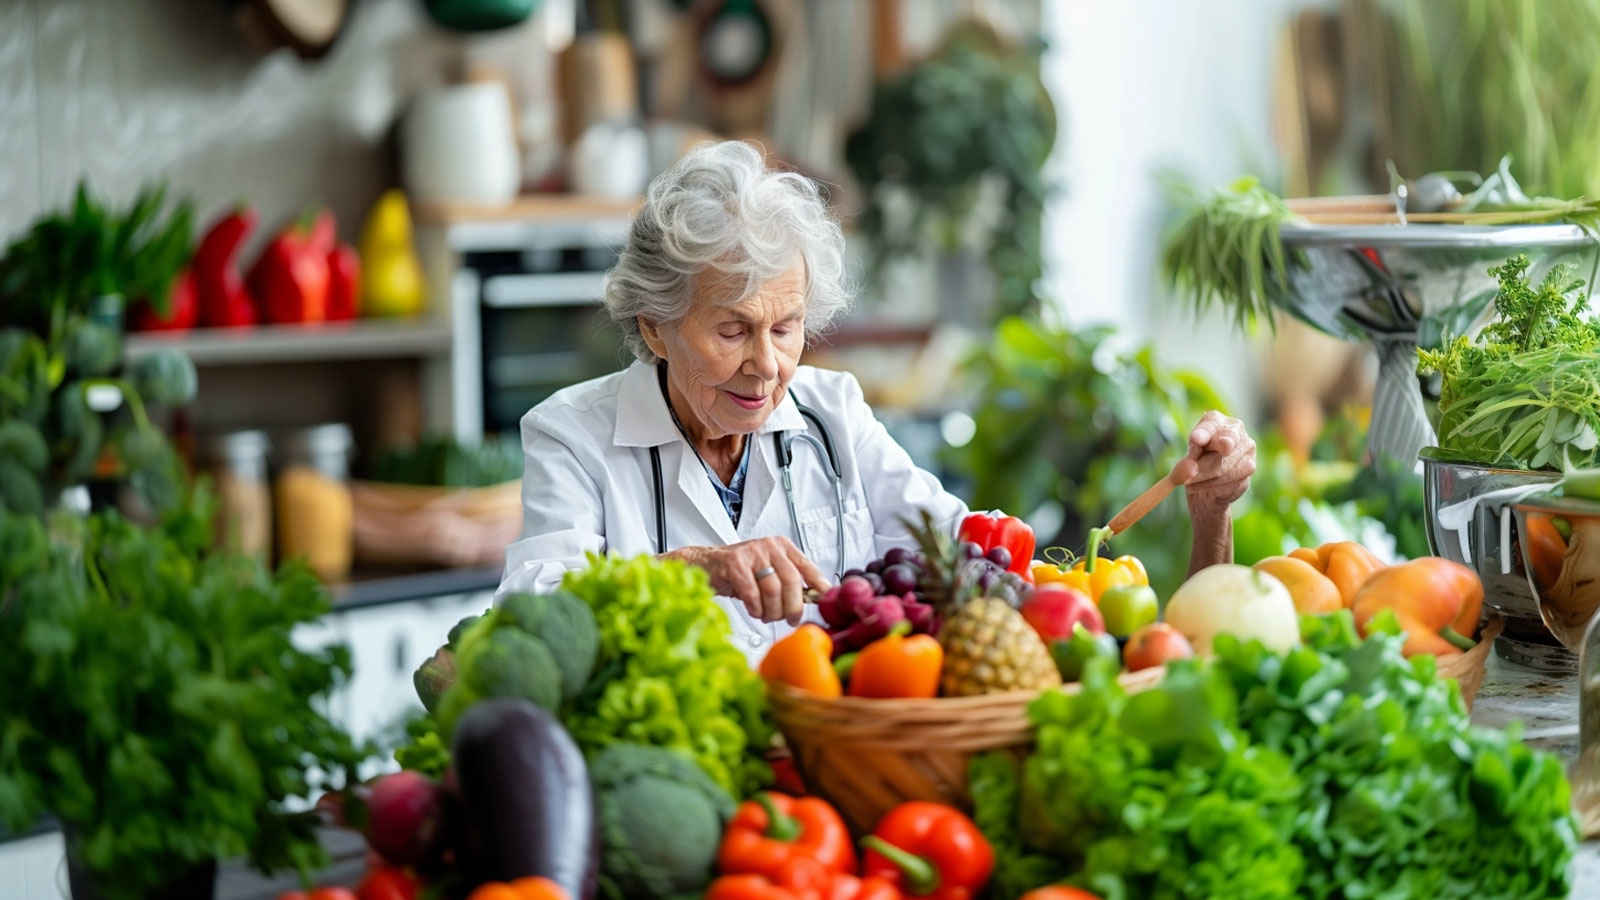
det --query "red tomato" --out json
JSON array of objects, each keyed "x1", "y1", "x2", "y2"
[
  {"x1": 275, "y1": 893, "x2": 310, "y2": 900},
  {"x1": 358, "y1": 866, "x2": 420, "y2": 900},
  {"x1": 308, "y1": 888, "x2": 360, "y2": 900}
]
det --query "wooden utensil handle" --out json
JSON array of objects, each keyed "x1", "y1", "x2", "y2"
[{"x1": 1107, "y1": 474, "x2": 1177, "y2": 535}]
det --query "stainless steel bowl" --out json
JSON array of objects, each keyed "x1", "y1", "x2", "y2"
[
  {"x1": 1421, "y1": 451, "x2": 1566, "y2": 669},
  {"x1": 1510, "y1": 495, "x2": 1600, "y2": 652}
]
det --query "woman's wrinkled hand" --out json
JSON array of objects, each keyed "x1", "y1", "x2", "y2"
[
  {"x1": 665, "y1": 537, "x2": 830, "y2": 625},
  {"x1": 1171, "y1": 411, "x2": 1256, "y2": 519}
]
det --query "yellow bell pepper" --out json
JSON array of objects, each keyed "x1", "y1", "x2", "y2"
[{"x1": 1030, "y1": 527, "x2": 1147, "y2": 604}]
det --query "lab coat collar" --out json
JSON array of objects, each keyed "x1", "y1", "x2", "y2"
[{"x1": 612, "y1": 360, "x2": 806, "y2": 448}]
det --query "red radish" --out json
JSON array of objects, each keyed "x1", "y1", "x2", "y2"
[
  {"x1": 817, "y1": 586, "x2": 854, "y2": 628},
  {"x1": 828, "y1": 594, "x2": 906, "y2": 655},
  {"x1": 365, "y1": 770, "x2": 443, "y2": 866},
  {"x1": 1021, "y1": 584, "x2": 1104, "y2": 643}
]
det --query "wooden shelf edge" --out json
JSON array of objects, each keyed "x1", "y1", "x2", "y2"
[
  {"x1": 415, "y1": 194, "x2": 642, "y2": 225},
  {"x1": 124, "y1": 319, "x2": 453, "y2": 366}
]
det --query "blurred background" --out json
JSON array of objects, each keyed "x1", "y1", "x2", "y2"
[{"x1": 4, "y1": 0, "x2": 1595, "y2": 777}]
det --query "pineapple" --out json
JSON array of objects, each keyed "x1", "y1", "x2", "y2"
[{"x1": 907, "y1": 511, "x2": 1062, "y2": 696}]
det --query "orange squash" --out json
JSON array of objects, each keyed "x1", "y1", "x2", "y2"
[
  {"x1": 1254, "y1": 555, "x2": 1343, "y2": 615},
  {"x1": 1350, "y1": 558, "x2": 1483, "y2": 657},
  {"x1": 1288, "y1": 541, "x2": 1385, "y2": 607},
  {"x1": 1521, "y1": 513, "x2": 1567, "y2": 592}
]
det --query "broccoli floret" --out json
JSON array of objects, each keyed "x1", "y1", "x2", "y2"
[
  {"x1": 436, "y1": 620, "x2": 564, "y2": 737},
  {"x1": 128, "y1": 348, "x2": 197, "y2": 407},
  {"x1": 447, "y1": 612, "x2": 484, "y2": 648},
  {"x1": 589, "y1": 744, "x2": 736, "y2": 900},
  {"x1": 498, "y1": 590, "x2": 599, "y2": 701}
]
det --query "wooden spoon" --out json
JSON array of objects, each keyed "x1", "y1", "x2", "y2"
[{"x1": 1105, "y1": 472, "x2": 1179, "y2": 537}]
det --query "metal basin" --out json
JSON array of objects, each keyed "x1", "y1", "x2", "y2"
[
  {"x1": 1510, "y1": 496, "x2": 1600, "y2": 652},
  {"x1": 1421, "y1": 451, "x2": 1565, "y2": 669}
]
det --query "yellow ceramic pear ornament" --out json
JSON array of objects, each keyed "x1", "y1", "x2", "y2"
[{"x1": 359, "y1": 189, "x2": 426, "y2": 318}]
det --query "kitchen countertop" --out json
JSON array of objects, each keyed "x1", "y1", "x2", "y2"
[{"x1": 330, "y1": 563, "x2": 502, "y2": 611}]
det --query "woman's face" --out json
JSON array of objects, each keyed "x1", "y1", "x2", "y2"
[{"x1": 642, "y1": 262, "x2": 807, "y2": 440}]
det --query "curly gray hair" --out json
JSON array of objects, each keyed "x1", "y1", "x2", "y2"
[{"x1": 603, "y1": 141, "x2": 850, "y2": 362}]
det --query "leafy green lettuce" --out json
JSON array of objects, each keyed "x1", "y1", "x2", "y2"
[
  {"x1": 976, "y1": 612, "x2": 1576, "y2": 899},
  {"x1": 560, "y1": 553, "x2": 773, "y2": 797}
]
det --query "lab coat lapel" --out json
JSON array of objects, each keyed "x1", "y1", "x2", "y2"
[
  {"x1": 739, "y1": 433, "x2": 783, "y2": 541},
  {"x1": 674, "y1": 443, "x2": 741, "y2": 546}
]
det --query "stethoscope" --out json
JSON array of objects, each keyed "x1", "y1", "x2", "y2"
[{"x1": 648, "y1": 389, "x2": 847, "y2": 577}]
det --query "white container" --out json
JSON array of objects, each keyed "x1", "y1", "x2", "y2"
[
  {"x1": 569, "y1": 121, "x2": 649, "y2": 199},
  {"x1": 402, "y1": 82, "x2": 520, "y2": 205}
]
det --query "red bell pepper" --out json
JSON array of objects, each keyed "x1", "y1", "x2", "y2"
[
  {"x1": 861, "y1": 803, "x2": 993, "y2": 900},
  {"x1": 957, "y1": 513, "x2": 1035, "y2": 579},
  {"x1": 356, "y1": 864, "x2": 419, "y2": 900},
  {"x1": 707, "y1": 857, "x2": 901, "y2": 900},
  {"x1": 195, "y1": 207, "x2": 258, "y2": 328},
  {"x1": 132, "y1": 266, "x2": 199, "y2": 332},
  {"x1": 250, "y1": 209, "x2": 335, "y2": 325},
  {"x1": 326, "y1": 242, "x2": 362, "y2": 321},
  {"x1": 718, "y1": 792, "x2": 857, "y2": 878}
]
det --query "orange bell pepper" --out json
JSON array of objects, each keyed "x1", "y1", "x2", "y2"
[
  {"x1": 1522, "y1": 513, "x2": 1568, "y2": 592},
  {"x1": 719, "y1": 792, "x2": 857, "y2": 879},
  {"x1": 1351, "y1": 558, "x2": 1483, "y2": 657},
  {"x1": 466, "y1": 879, "x2": 568, "y2": 900},
  {"x1": 761, "y1": 625, "x2": 842, "y2": 698},
  {"x1": 1288, "y1": 541, "x2": 1384, "y2": 608},
  {"x1": 848, "y1": 623, "x2": 943, "y2": 699},
  {"x1": 1031, "y1": 527, "x2": 1147, "y2": 603}
]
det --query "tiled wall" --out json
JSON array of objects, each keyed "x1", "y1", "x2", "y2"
[{"x1": 0, "y1": 0, "x2": 469, "y2": 248}]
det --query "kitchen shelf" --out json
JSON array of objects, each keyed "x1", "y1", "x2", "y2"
[
  {"x1": 123, "y1": 319, "x2": 453, "y2": 366},
  {"x1": 414, "y1": 193, "x2": 641, "y2": 225}
]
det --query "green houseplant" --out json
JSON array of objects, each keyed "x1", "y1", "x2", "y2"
[
  {"x1": 0, "y1": 182, "x2": 197, "y2": 517},
  {"x1": 0, "y1": 181, "x2": 193, "y2": 336},
  {"x1": 0, "y1": 490, "x2": 368, "y2": 899},
  {"x1": 942, "y1": 317, "x2": 1226, "y2": 598},
  {"x1": 845, "y1": 22, "x2": 1056, "y2": 323}
]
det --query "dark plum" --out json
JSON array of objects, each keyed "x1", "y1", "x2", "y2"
[
  {"x1": 881, "y1": 564, "x2": 918, "y2": 595},
  {"x1": 842, "y1": 568, "x2": 866, "y2": 580},
  {"x1": 882, "y1": 547, "x2": 911, "y2": 567},
  {"x1": 866, "y1": 559, "x2": 885, "y2": 575},
  {"x1": 864, "y1": 572, "x2": 886, "y2": 595},
  {"x1": 977, "y1": 570, "x2": 997, "y2": 591},
  {"x1": 960, "y1": 541, "x2": 985, "y2": 560},
  {"x1": 985, "y1": 546, "x2": 1012, "y2": 570}
]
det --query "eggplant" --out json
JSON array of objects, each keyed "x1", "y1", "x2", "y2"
[{"x1": 451, "y1": 697, "x2": 598, "y2": 898}]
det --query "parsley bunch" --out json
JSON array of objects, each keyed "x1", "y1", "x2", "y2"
[
  {"x1": 1419, "y1": 254, "x2": 1600, "y2": 470},
  {"x1": 0, "y1": 490, "x2": 367, "y2": 898}
]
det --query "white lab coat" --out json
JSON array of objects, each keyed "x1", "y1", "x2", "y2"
[{"x1": 497, "y1": 360, "x2": 969, "y2": 666}]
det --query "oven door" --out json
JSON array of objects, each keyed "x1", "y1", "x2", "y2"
[{"x1": 479, "y1": 272, "x2": 629, "y2": 435}]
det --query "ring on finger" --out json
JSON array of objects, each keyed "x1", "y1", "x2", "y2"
[{"x1": 754, "y1": 566, "x2": 777, "y2": 580}]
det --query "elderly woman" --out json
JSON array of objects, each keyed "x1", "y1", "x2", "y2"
[{"x1": 498, "y1": 141, "x2": 1255, "y2": 661}]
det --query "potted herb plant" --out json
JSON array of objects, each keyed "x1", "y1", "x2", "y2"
[
  {"x1": 0, "y1": 183, "x2": 197, "y2": 517},
  {"x1": 845, "y1": 20, "x2": 1056, "y2": 324},
  {"x1": 0, "y1": 489, "x2": 368, "y2": 900}
]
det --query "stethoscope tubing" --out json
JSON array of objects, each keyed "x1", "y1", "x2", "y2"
[{"x1": 649, "y1": 401, "x2": 847, "y2": 578}]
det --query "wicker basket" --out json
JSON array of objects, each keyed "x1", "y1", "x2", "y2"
[
  {"x1": 767, "y1": 667, "x2": 1165, "y2": 834},
  {"x1": 351, "y1": 479, "x2": 522, "y2": 569},
  {"x1": 772, "y1": 616, "x2": 1502, "y2": 834},
  {"x1": 1436, "y1": 614, "x2": 1503, "y2": 709}
]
